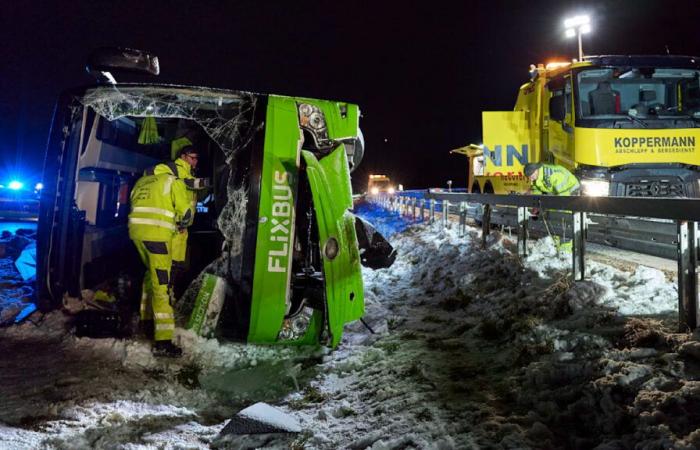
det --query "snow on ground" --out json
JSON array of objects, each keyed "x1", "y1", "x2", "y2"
[{"x1": 2, "y1": 207, "x2": 700, "y2": 449}]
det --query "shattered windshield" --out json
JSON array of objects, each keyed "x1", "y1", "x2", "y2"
[
  {"x1": 576, "y1": 67, "x2": 700, "y2": 128},
  {"x1": 79, "y1": 85, "x2": 259, "y2": 159}
]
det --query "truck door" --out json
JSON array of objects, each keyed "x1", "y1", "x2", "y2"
[{"x1": 547, "y1": 75, "x2": 576, "y2": 166}]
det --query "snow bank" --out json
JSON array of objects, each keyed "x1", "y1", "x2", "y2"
[{"x1": 2, "y1": 211, "x2": 699, "y2": 449}]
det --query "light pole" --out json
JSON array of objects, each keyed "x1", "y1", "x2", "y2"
[{"x1": 564, "y1": 15, "x2": 591, "y2": 61}]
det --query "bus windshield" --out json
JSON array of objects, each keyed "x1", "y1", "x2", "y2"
[{"x1": 576, "y1": 67, "x2": 700, "y2": 128}]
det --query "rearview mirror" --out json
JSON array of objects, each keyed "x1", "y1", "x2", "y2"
[{"x1": 549, "y1": 95, "x2": 566, "y2": 121}]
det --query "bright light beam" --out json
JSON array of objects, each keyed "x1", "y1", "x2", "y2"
[
  {"x1": 8, "y1": 181, "x2": 24, "y2": 190},
  {"x1": 564, "y1": 14, "x2": 592, "y2": 60}
]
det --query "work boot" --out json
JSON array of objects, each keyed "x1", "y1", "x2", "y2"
[
  {"x1": 152, "y1": 340, "x2": 183, "y2": 358},
  {"x1": 138, "y1": 320, "x2": 154, "y2": 340}
]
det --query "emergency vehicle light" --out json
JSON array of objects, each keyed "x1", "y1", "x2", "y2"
[{"x1": 8, "y1": 181, "x2": 23, "y2": 190}]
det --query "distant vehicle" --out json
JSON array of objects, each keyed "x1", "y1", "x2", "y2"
[
  {"x1": 0, "y1": 182, "x2": 40, "y2": 221},
  {"x1": 455, "y1": 55, "x2": 700, "y2": 197},
  {"x1": 37, "y1": 47, "x2": 393, "y2": 347},
  {"x1": 367, "y1": 174, "x2": 396, "y2": 195}
]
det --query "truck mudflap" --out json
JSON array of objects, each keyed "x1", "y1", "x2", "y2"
[{"x1": 302, "y1": 146, "x2": 364, "y2": 347}]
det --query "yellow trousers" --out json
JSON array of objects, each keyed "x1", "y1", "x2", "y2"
[{"x1": 133, "y1": 239, "x2": 175, "y2": 341}]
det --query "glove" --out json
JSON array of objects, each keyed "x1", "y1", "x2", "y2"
[{"x1": 184, "y1": 177, "x2": 212, "y2": 190}]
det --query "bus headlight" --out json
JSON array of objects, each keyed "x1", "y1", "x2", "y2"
[{"x1": 581, "y1": 179, "x2": 610, "y2": 197}]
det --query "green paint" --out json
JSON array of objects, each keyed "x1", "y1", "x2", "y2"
[{"x1": 248, "y1": 95, "x2": 301, "y2": 343}]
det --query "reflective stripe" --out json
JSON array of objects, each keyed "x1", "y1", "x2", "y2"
[
  {"x1": 132, "y1": 207, "x2": 175, "y2": 218},
  {"x1": 163, "y1": 176, "x2": 174, "y2": 195},
  {"x1": 155, "y1": 323, "x2": 175, "y2": 330},
  {"x1": 555, "y1": 179, "x2": 571, "y2": 191},
  {"x1": 154, "y1": 312, "x2": 174, "y2": 319},
  {"x1": 129, "y1": 218, "x2": 177, "y2": 231}
]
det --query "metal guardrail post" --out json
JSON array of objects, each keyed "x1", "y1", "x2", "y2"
[
  {"x1": 677, "y1": 221, "x2": 699, "y2": 331},
  {"x1": 517, "y1": 206, "x2": 528, "y2": 258},
  {"x1": 443, "y1": 200, "x2": 449, "y2": 229},
  {"x1": 481, "y1": 204, "x2": 491, "y2": 247},
  {"x1": 430, "y1": 199, "x2": 435, "y2": 223},
  {"x1": 459, "y1": 202, "x2": 467, "y2": 236},
  {"x1": 572, "y1": 212, "x2": 586, "y2": 281},
  {"x1": 420, "y1": 199, "x2": 425, "y2": 222},
  {"x1": 412, "y1": 198, "x2": 417, "y2": 220}
]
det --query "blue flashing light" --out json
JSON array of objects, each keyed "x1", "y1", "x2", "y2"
[
  {"x1": 35, "y1": 183, "x2": 44, "y2": 191},
  {"x1": 8, "y1": 181, "x2": 24, "y2": 190}
]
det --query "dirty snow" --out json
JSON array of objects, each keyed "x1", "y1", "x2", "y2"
[{"x1": 2, "y1": 206, "x2": 700, "y2": 449}]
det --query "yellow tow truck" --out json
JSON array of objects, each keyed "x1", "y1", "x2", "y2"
[{"x1": 455, "y1": 55, "x2": 700, "y2": 197}]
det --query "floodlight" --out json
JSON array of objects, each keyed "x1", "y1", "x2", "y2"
[{"x1": 564, "y1": 15, "x2": 590, "y2": 28}]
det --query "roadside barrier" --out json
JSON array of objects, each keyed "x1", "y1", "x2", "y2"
[{"x1": 370, "y1": 191, "x2": 700, "y2": 332}]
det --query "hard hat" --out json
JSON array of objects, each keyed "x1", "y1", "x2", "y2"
[{"x1": 523, "y1": 163, "x2": 542, "y2": 178}]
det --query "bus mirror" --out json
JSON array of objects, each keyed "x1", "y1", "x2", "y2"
[
  {"x1": 549, "y1": 96, "x2": 566, "y2": 121},
  {"x1": 86, "y1": 47, "x2": 160, "y2": 83}
]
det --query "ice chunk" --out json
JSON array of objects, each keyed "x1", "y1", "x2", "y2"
[{"x1": 219, "y1": 402, "x2": 301, "y2": 435}]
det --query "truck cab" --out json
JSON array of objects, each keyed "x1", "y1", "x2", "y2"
[
  {"x1": 367, "y1": 174, "x2": 395, "y2": 196},
  {"x1": 470, "y1": 55, "x2": 700, "y2": 197},
  {"x1": 37, "y1": 48, "x2": 374, "y2": 346}
]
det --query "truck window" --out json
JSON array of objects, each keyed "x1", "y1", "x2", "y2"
[{"x1": 576, "y1": 67, "x2": 700, "y2": 128}]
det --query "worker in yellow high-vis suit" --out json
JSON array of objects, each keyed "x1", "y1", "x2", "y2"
[
  {"x1": 151, "y1": 141, "x2": 200, "y2": 277},
  {"x1": 129, "y1": 145, "x2": 198, "y2": 357},
  {"x1": 524, "y1": 162, "x2": 580, "y2": 253}
]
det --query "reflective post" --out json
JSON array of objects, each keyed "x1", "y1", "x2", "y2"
[
  {"x1": 677, "y1": 221, "x2": 699, "y2": 331},
  {"x1": 517, "y1": 206, "x2": 528, "y2": 258},
  {"x1": 420, "y1": 199, "x2": 425, "y2": 222},
  {"x1": 412, "y1": 198, "x2": 417, "y2": 220},
  {"x1": 572, "y1": 211, "x2": 586, "y2": 281},
  {"x1": 430, "y1": 199, "x2": 435, "y2": 223},
  {"x1": 481, "y1": 204, "x2": 491, "y2": 247}
]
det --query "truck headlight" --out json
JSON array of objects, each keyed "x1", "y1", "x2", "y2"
[
  {"x1": 370, "y1": 187, "x2": 380, "y2": 195},
  {"x1": 388, "y1": 187, "x2": 395, "y2": 194},
  {"x1": 581, "y1": 179, "x2": 610, "y2": 197}
]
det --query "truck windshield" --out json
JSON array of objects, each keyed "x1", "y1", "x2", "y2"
[{"x1": 576, "y1": 67, "x2": 700, "y2": 128}]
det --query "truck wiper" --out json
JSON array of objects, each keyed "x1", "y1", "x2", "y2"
[{"x1": 626, "y1": 112, "x2": 648, "y2": 128}]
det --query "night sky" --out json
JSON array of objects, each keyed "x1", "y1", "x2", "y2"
[{"x1": 2, "y1": 0, "x2": 700, "y2": 191}]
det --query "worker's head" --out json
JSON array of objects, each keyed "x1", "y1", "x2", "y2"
[
  {"x1": 178, "y1": 145, "x2": 199, "y2": 169},
  {"x1": 523, "y1": 163, "x2": 542, "y2": 181}
]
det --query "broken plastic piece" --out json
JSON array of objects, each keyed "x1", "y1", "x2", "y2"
[{"x1": 354, "y1": 216, "x2": 397, "y2": 269}]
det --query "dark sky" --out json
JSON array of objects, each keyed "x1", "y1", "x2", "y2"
[{"x1": 2, "y1": 0, "x2": 700, "y2": 190}]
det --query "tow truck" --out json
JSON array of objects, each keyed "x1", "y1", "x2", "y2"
[
  {"x1": 367, "y1": 174, "x2": 396, "y2": 196},
  {"x1": 457, "y1": 55, "x2": 700, "y2": 197}
]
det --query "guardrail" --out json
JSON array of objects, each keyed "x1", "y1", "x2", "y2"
[{"x1": 372, "y1": 192, "x2": 700, "y2": 332}]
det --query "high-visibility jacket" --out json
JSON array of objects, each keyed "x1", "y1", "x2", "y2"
[
  {"x1": 147, "y1": 159, "x2": 197, "y2": 263},
  {"x1": 531, "y1": 164, "x2": 580, "y2": 196},
  {"x1": 128, "y1": 170, "x2": 195, "y2": 242}
]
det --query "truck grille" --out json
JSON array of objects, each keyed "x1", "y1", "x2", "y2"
[{"x1": 624, "y1": 179, "x2": 685, "y2": 197}]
